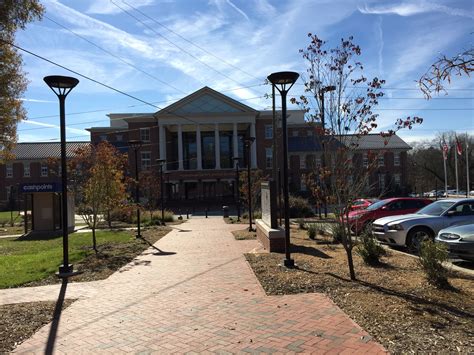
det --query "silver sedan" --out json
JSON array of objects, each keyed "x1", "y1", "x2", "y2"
[{"x1": 435, "y1": 224, "x2": 474, "y2": 261}]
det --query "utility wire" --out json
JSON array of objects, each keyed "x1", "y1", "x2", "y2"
[
  {"x1": 110, "y1": 0, "x2": 265, "y2": 93},
  {"x1": 45, "y1": 15, "x2": 187, "y2": 95},
  {"x1": 118, "y1": 0, "x2": 262, "y2": 83}
]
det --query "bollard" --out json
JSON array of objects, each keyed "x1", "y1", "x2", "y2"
[
  {"x1": 187, "y1": 210, "x2": 189, "y2": 219},
  {"x1": 205, "y1": 208, "x2": 208, "y2": 218}
]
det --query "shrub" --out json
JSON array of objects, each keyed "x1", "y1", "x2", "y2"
[
  {"x1": 356, "y1": 232, "x2": 386, "y2": 265},
  {"x1": 297, "y1": 219, "x2": 306, "y2": 230},
  {"x1": 418, "y1": 240, "x2": 450, "y2": 288},
  {"x1": 289, "y1": 195, "x2": 314, "y2": 218},
  {"x1": 307, "y1": 224, "x2": 317, "y2": 240},
  {"x1": 329, "y1": 222, "x2": 345, "y2": 243},
  {"x1": 145, "y1": 210, "x2": 175, "y2": 226},
  {"x1": 253, "y1": 209, "x2": 262, "y2": 219}
]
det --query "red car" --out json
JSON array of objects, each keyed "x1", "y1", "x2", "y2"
[
  {"x1": 348, "y1": 198, "x2": 379, "y2": 212},
  {"x1": 346, "y1": 197, "x2": 432, "y2": 234}
]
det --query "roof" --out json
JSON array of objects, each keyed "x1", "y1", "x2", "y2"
[
  {"x1": 155, "y1": 86, "x2": 258, "y2": 116},
  {"x1": 10, "y1": 142, "x2": 91, "y2": 160},
  {"x1": 288, "y1": 137, "x2": 322, "y2": 152},
  {"x1": 339, "y1": 134, "x2": 411, "y2": 150}
]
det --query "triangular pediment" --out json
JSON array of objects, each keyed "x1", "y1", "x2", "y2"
[{"x1": 156, "y1": 87, "x2": 257, "y2": 116}]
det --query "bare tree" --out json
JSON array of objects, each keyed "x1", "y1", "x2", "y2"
[{"x1": 293, "y1": 34, "x2": 423, "y2": 280}]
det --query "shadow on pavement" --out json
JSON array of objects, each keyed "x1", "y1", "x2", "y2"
[{"x1": 45, "y1": 279, "x2": 68, "y2": 355}]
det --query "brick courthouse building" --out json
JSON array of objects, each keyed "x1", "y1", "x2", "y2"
[{"x1": 1, "y1": 87, "x2": 411, "y2": 207}]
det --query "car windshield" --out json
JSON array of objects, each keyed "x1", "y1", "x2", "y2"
[
  {"x1": 416, "y1": 201, "x2": 455, "y2": 216},
  {"x1": 366, "y1": 200, "x2": 389, "y2": 211}
]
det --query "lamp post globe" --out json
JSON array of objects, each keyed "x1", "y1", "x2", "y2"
[
  {"x1": 43, "y1": 75, "x2": 79, "y2": 277},
  {"x1": 267, "y1": 71, "x2": 299, "y2": 268},
  {"x1": 129, "y1": 140, "x2": 143, "y2": 238}
]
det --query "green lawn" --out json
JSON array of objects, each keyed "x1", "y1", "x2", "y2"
[
  {"x1": 0, "y1": 211, "x2": 21, "y2": 221},
  {"x1": 0, "y1": 230, "x2": 133, "y2": 289}
]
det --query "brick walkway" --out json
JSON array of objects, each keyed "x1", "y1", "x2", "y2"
[{"x1": 12, "y1": 217, "x2": 385, "y2": 354}]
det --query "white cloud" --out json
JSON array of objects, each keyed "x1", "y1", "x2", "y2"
[
  {"x1": 22, "y1": 119, "x2": 89, "y2": 135},
  {"x1": 359, "y1": 1, "x2": 474, "y2": 19},
  {"x1": 86, "y1": 0, "x2": 156, "y2": 15},
  {"x1": 225, "y1": 0, "x2": 250, "y2": 21}
]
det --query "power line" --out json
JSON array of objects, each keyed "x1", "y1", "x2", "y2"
[
  {"x1": 118, "y1": 0, "x2": 262, "y2": 83},
  {"x1": 110, "y1": 0, "x2": 265, "y2": 93},
  {"x1": 45, "y1": 15, "x2": 187, "y2": 95}
]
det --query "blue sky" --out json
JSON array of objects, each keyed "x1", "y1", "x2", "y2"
[{"x1": 16, "y1": 0, "x2": 474, "y2": 144}]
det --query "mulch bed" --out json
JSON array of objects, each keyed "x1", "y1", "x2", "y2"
[
  {"x1": 245, "y1": 228, "x2": 474, "y2": 354},
  {"x1": 232, "y1": 229, "x2": 257, "y2": 240},
  {"x1": 0, "y1": 300, "x2": 75, "y2": 353},
  {"x1": 22, "y1": 226, "x2": 172, "y2": 287}
]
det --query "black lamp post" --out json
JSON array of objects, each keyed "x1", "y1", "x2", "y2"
[
  {"x1": 233, "y1": 157, "x2": 241, "y2": 221},
  {"x1": 319, "y1": 85, "x2": 336, "y2": 218},
  {"x1": 156, "y1": 159, "x2": 166, "y2": 225},
  {"x1": 44, "y1": 75, "x2": 79, "y2": 277},
  {"x1": 267, "y1": 71, "x2": 299, "y2": 268},
  {"x1": 129, "y1": 140, "x2": 143, "y2": 238},
  {"x1": 244, "y1": 137, "x2": 255, "y2": 232}
]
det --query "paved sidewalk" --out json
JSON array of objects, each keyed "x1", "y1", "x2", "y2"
[{"x1": 11, "y1": 217, "x2": 385, "y2": 354}]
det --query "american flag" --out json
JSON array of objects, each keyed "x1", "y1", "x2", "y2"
[
  {"x1": 442, "y1": 141, "x2": 449, "y2": 160},
  {"x1": 456, "y1": 136, "x2": 463, "y2": 156}
]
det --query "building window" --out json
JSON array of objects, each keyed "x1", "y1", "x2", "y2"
[
  {"x1": 378, "y1": 154, "x2": 384, "y2": 167},
  {"x1": 301, "y1": 180, "x2": 307, "y2": 191},
  {"x1": 140, "y1": 128, "x2": 150, "y2": 142},
  {"x1": 116, "y1": 135, "x2": 123, "y2": 142},
  {"x1": 141, "y1": 151, "x2": 151, "y2": 170},
  {"x1": 41, "y1": 164, "x2": 48, "y2": 177},
  {"x1": 264, "y1": 125, "x2": 273, "y2": 139},
  {"x1": 394, "y1": 174, "x2": 401, "y2": 186},
  {"x1": 265, "y1": 148, "x2": 272, "y2": 169},
  {"x1": 316, "y1": 157, "x2": 321, "y2": 168},
  {"x1": 300, "y1": 155, "x2": 306, "y2": 169},
  {"x1": 23, "y1": 163, "x2": 30, "y2": 177},
  {"x1": 292, "y1": 130, "x2": 299, "y2": 137},
  {"x1": 379, "y1": 173, "x2": 385, "y2": 190},
  {"x1": 394, "y1": 153, "x2": 400, "y2": 167},
  {"x1": 363, "y1": 153, "x2": 368, "y2": 168},
  {"x1": 6, "y1": 164, "x2": 13, "y2": 178}
]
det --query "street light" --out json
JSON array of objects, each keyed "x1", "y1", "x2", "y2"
[
  {"x1": 244, "y1": 137, "x2": 255, "y2": 232},
  {"x1": 156, "y1": 159, "x2": 166, "y2": 225},
  {"x1": 233, "y1": 157, "x2": 241, "y2": 221},
  {"x1": 319, "y1": 85, "x2": 336, "y2": 218},
  {"x1": 129, "y1": 140, "x2": 143, "y2": 238},
  {"x1": 44, "y1": 75, "x2": 79, "y2": 277},
  {"x1": 267, "y1": 71, "x2": 299, "y2": 268}
]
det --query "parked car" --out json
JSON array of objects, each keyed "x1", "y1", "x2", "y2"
[
  {"x1": 435, "y1": 224, "x2": 474, "y2": 261},
  {"x1": 346, "y1": 197, "x2": 432, "y2": 234},
  {"x1": 372, "y1": 198, "x2": 474, "y2": 252},
  {"x1": 348, "y1": 198, "x2": 378, "y2": 212}
]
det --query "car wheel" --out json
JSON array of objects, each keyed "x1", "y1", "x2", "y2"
[{"x1": 407, "y1": 227, "x2": 434, "y2": 253}]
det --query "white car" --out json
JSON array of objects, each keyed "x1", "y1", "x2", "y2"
[{"x1": 372, "y1": 198, "x2": 474, "y2": 251}]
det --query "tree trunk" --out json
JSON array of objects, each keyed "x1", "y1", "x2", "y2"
[
  {"x1": 345, "y1": 247, "x2": 356, "y2": 280},
  {"x1": 107, "y1": 210, "x2": 111, "y2": 228}
]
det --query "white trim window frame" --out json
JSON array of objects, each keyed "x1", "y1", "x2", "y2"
[
  {"x1": 141, "y1": 151, "x2": 151, "y2": 170},
  {"x1": 41, "y1": 163, "x2": 48, "y2": 177},
  {"x1": 378, "y1": 154, "x2": 385, "y2": 167},
  {"x1": 140, "y1": 128, "x2": 151, "y2": 142},
  {"x1": 394, "y1": 152, "x2": 400, "y2": 167},
  {"x1": 23, "y1": 163, "x2": 30, "y2": 177},
  {"x1": 265, "y1": 147, "x2": 272, "y2": 169},
  {"x1": 363, "y1": 153, "x2": 368, "y2": 168},
  {"x1": 264, "y1": 125, "x2": 273, "y2": 139},
  {"x1": 394, "y1": 173, "x2": 401, "y2": 186},
  {"x1": 6, "y1": 164, "x2": 13, "y2": 178}
]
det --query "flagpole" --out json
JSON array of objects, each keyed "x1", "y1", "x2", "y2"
[
  {"x1": 444, "y1": 153, "x2": 448, "y2": 196},
  {"x1": 467, "y1": 134, "x2": 470, "y2": 197},
  {"x1": 455, "y1": 147, "x2": 459, "y2": 195}
]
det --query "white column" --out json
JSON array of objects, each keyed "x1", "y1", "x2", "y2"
[
  {"x1": 177, "y1": 124, "x2": 183, "y2": 171},
  {"x1": 250, "y1": 122, "x2": 257, "y2": 168},
  {"x1": 233, "y1": 122, "x2": 239, "y2": 166},
  {"x1": 196, "y1": 124, "x2": 202, "y2": 170},
  {"x1": 159, "y1": 124, "x2": 166, "y2": 171},
  {"x1": 215, "y1": 123, "x2": 221, "y2": 169}
]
